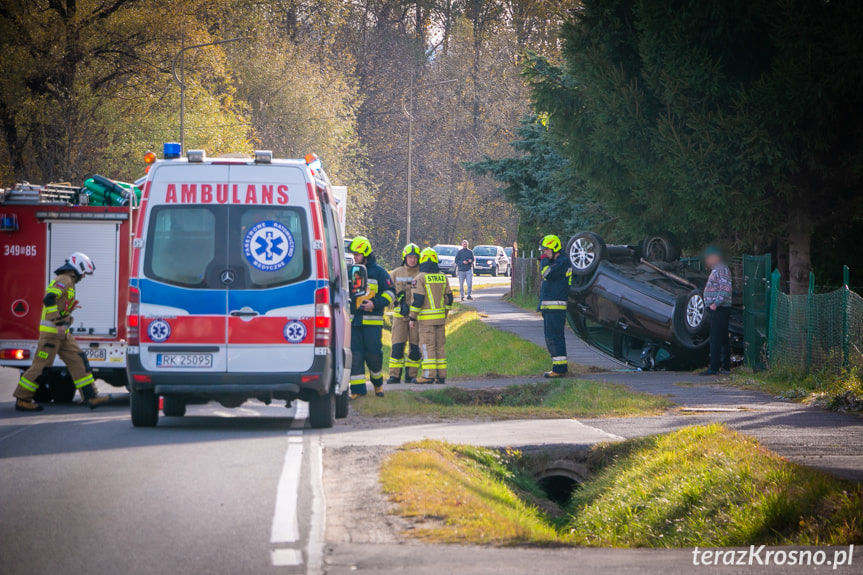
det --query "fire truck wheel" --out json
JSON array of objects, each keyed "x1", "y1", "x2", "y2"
[
  {"x1": 131, "y1": 389, "x2": 159, "y2": 427},
  {"x1": 309, "y1": 390, "x2": 335, "y2": 429},
  {"x1": 162, "y1": 397, "x2": 186, "y2": 417}
]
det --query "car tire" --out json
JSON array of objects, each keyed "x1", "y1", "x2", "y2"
[
  {"x1": 131, "y1": 388, "x2": 159, "y2": 427},
  {"x1": 682, "y1": 290, "x2": 709, "y2": 335},
  {"x1": 643, "y1": 235, "x2": 681, "y2": 263},
  {"x1": 491, "y1": 265, "x2": 498, "y2": 277},
  {"x1": 309, "y1": 391, "x2": 335, "y2": 429},
  {"x1": 162, "y1": 397, "x2": 186, "y2": 417},
  {"x1": 452, "y1": 269, "x2": 457, "y2": 278},
  {"x1": 335, "y1": 390, "x2": 349, "y2": 419},
  {"x1": 567, "y1": 232, "x2": 606, "y2": 276}
]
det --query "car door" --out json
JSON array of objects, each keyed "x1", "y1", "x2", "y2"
[
  {"x1": 139, "y1": 164, "x2": 229, "y2": 373},
  {"x1": 225, "y1": 164, "x2": 316, "y2": 373}
]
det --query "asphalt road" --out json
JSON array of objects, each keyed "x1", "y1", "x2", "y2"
[{"x1": 0, "y1": 370, "x2": 325, "y2": 575}]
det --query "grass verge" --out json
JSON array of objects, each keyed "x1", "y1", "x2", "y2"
[
  {"x1": 380, "y1": 305, "x2": 553, "y2": 378},
  {"x1": 381, "y1": 425, "x2": 863, "y2": 547},
  {"x1": 506, "y1": 292, "x2": 539, "y2": 312},
  {"x1": 731, "y1": 366, "x2": 863, "y2": 414},
  {"x1": 354, "y1": 379, "x2": 671, "y2": 419}
]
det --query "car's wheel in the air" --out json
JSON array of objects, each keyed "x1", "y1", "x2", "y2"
[
  {"x1": 567, "y1": 232, "x2": 606, "y2": 276},
  {"x1": 682, "y1": 290, "x2": 709, "y2": 335},
  {"x1": 309, "y1": 390, "x2": 335, "y2": 429},
  {"x1": 162, "y1": 396, "x2": 186, "y2": 417},
  {"x1": 131, "y1": 388, "x2": 159, "y2": 427},
  {"x1": 335, "y1": 390, "x2": 349, "y2": 419},
  {"x1": 643, "y1": 235, "x2": 681, "y2": 263}
]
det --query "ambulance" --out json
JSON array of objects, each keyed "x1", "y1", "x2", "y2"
[
  {"x1": 0, "y1": 182, "x2": 135, "y2": 401},
  {"x1": 126, "y1": 145, "x2": 354, "y2": 428}
]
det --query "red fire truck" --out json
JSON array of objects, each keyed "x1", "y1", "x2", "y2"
[{"x1": 0, "y1": 183, "x2": 136, "y2": 402}]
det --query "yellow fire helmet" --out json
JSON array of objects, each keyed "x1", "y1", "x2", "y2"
[
  {"x1": 540, "y1": 234, "x2": 562, "y2": 253},
  {"x1": 402, "y1": 243, "x2": 421, "y2": 259},
  {"x1": 419, "y1": 247, "x2": 439, "y2": 265},
  {"x1": 348, "y1": 236, "x2": 372, "y2": 257}
]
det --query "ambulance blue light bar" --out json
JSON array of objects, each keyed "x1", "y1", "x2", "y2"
[
  {"x1": 163, "y1": 142, "x2": 181, "y2": 159},
  {"x1": 187, "y1": 150, "x2": 205, "y2": 163}
]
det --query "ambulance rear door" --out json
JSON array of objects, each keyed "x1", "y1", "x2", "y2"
[
  {"x1": 225, "y1": 164, "x2": 316, "y2": 373},
  {"x1": 137, "y1": 164, "x2": 229, "y2": 373}
]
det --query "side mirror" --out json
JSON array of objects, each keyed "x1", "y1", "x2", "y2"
[{"x1": 349, "y1": 264, "x2": 369, "y2": 299}]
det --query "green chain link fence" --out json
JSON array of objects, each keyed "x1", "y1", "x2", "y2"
[{"x1": 768, "y1": 267, "x2": 863, "y2": 372}]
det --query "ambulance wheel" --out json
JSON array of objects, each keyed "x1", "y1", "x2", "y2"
[
  {"x1": 131, "y1": 389, "x2": 159, "y2": 427},
  {"x1": 162, "y1": 397, "x2": 186, "y2": 417},
  {"x1": 309, "y1": 391, "x2": 335, "y2": 429},
  {"x1": 335, "y1": 390, "x2": 350, "y2": 419}
]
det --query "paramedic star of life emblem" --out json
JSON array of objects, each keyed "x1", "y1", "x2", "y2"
[
  {"x1": 148, "y1": 319, "x2": 171, "y2": 343},
  {"x1": 284, "y1": 320, "x2": 307, "y2": 344},
  {"x1": 243, "y1": 220, "x2": 295, "y2": 272}
]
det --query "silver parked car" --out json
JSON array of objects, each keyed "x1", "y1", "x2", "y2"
[{"x1": 473, "y1": 245, "x2": 510, "y2": 277}]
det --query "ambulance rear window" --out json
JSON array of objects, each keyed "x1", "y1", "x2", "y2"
[
  {"x1": 144, "y1": 205, "x2": 310, "y2": 289},
  {"x1": 145, "y1": 206, "x2": 217, "y2": 287}
]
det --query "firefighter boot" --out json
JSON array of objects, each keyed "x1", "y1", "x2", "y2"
[
  {"x1": 80, "y1": 384, "x2": 112, "y2": 409},
  {"x1": 435, "y1": 378, "x2": 446, "y2": 385},
  {"x1": 387, "y1": 371, "x2": 402, "y2": 385},
  {"x1": 374, "y1": 385, "x2": 385, "y2": 397},
  {"x1": 15, "y1": 399, "x2": 44, "y2": 412}
]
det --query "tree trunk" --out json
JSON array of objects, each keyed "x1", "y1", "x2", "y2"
[{"x1": 787, "y1": 203, "x2": 812, "y2": 295}]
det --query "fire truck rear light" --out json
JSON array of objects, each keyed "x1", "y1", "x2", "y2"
[
  {"x1": 301, "y1": 375, "x2": 320, "y2": 383},
  {"x1": 133, "y1": 374, "x2": 151, "y2": 383},
  {"x1": 187, "y1": 149, "x2": 205, "y2": 163},
  {"x1": 254, "y1": 150, "x2": 273, "y2": 164},
  {"x1": 0, "y1": 349, "x2": 29, "y2": 360},
  {"x1": 314, "y1": 287, "x2": 331, "y2": 347}
]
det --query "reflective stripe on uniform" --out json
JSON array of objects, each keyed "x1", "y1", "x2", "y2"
[
  {"x1": 370, "y1": 369, "x2": 383, "y2": 379},
  {"x1": 350, "y1": 376, "x2": 366, "y2": 385},
  {"x1": 39, "y1": 323, "x2": 58, "y2": 334},
  {"x1": 73, "y1": 374, "x2": 95, "y2": 388},
  {"x1": 362, "y1": 318, "x2": 384, "y2": 326},
  {"x1": 552, "y1": 356, "x2": 568, "y2": 365},
  {"x1": 389, "y1": 357, "x2": 405, "y2": 368},
  {"x1": 18, "y1": 376, "x2": 38, "y2": 391},
  {"x1": 44, "y1": 305, "x2": 58, "y2": 314},
  {"x1": 540, "y1": 300, "x2": 567, "y2": 310},
  {"x1": 405, "y1": 358, "x2": 421, "y2": 368},
  {"x1": 381, "y1": 291, "x2": 395, "y2": 304},
  {"x1": 409, "y1": 306, "x2": 421, "y2": 314}
]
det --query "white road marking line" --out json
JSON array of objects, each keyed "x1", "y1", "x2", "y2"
[
  {"x1": 271, "y1": 549, "x2": 303, "y2": 566},
  {"x1": 306, "y1": 433, "x2": 326, "y2": 575},
  {"x1": 0, "y1": 426, "x2": 28, "y2": 443},
  {"x1": 270, "y1": 400, "x2": 308, "y2": 559}
]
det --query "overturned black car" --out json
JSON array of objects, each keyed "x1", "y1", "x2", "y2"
[{"x1": 565, "y1": 232, "x2": 743, "y2": 370}]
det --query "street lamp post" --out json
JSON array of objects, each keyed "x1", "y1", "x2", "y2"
[
  {"x1": 171, "y1": 37, "x2": 245, "y2": 153},
  {"x1": 401, "y1": 77, "x2": 457, "y2": 244}
]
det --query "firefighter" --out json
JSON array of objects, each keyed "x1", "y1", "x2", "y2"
[
  {"x1": 388, "y1": 243, "x2": 422, "y2": 384},
  {"x1": 538, "y1": 235, "x2": 571, "y2": 378},
  {"x1": 348, "y1": 236, "x2": 396, "y2": 398},
  {"x1": 13, "y1": 252, "x2": 112, "y2": 412},
  {"x1": 409, "y1": 248, "x2": 454, "y2": 384}
]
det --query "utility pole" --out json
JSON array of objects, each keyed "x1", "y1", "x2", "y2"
[
  {"x1": 172, "y1": 37, "x2": 245, "y2": 153},
  {"x1": 401, "y1": 78, "x2": 457, "y2": 244}
]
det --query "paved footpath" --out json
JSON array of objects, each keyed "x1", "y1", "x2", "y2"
[{"x1": 462, "y1": 287, "x2": 863, "y2": 482}]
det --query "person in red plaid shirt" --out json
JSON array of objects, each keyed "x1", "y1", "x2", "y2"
[{"x1": 700, "y1": 246, "x2": 733, "y2": 375}]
